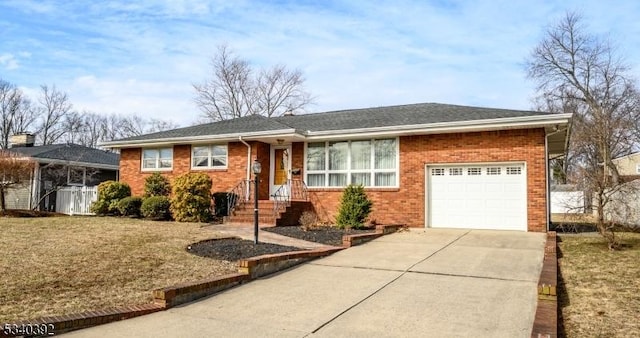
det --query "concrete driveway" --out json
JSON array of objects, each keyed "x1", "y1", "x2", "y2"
[{"x1": 65, "y1": 229, "x2": 546, "y2": 337}]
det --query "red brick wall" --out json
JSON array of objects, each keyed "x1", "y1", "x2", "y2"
[
  {"x1": 119, "y1": 129, "x2": 548, "y2": 232},
  {"x1": 302, "y1": 129, "x2": 548, "y2": 232},
  {"x1": 119, "y1": 141, "x2": 269, "y2": 196}
]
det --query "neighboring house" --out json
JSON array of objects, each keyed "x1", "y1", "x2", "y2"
[
  {"x1": 102, "y1": 102, "x2": 571, "y2": 232},
  {"x1": 611, "y1": 152, "x2": 640, "y2": 179},
  {"x1": 5, "y1": 134, "x2": 119, "y2": 212}
]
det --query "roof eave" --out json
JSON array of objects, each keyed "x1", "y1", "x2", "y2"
[
  {"x1": 304, "y1": 114, "x2": 572, "y2": 139},
  {"x1": 100, "y1": 129, "x2": 300, "y2": 149}
]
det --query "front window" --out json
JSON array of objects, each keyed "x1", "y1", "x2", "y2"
[
  {"x1": 305, "y1": 138, "x2": 398, "y2": 187},
  {"x1": 142, "y1": 147, "x2": 173, "y2": 170},
  {"x1": 192, "y1": 144, "x2": 228, "y2": 169}
]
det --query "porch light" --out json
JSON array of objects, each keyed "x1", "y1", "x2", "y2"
[{"x1": 252, "y1": 160, "x2": 262, "y2": 175}]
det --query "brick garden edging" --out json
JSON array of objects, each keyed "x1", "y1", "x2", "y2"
[
  {"x1": 342, "y1": 224, "x2": 406, "y2": 247},
  {"x1": 3, "y1": 224, "x2": 405, "y2": 337},
  {"x1": 531, "y1": 231, "x2": 558, "y2": 338}
]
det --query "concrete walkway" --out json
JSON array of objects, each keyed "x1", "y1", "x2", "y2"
[
  {"x1": 206, "y1": 223, "x2": 333, "y2": 249},
  {"x1": 64, "y1": 229, "x2": 546, "y2": 337}
]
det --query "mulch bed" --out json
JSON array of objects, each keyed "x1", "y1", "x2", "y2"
[
  {"x1": 187, "y1": 238, "x2": 302, "y2": 261},
  {"x1": 263, "y1": 225, "x2": 375, "y2": 246},
  {"x1": 0, "y1": 209, "x2": 67, "y2": 217}
]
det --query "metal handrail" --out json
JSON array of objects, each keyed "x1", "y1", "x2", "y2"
[
  {"x1": 227, "y1": 179, "x2": 252, "y2": 216},
  {"x1": 272, "y1": 179, "x2": 308, "y2": 216}
]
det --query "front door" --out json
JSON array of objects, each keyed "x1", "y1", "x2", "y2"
[{"x1": 270, "y1": 145, "x2": 291, "y2": 198}]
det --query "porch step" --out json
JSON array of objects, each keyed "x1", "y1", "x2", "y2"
[{"x1": 225, "y1": 200, "x2": 313, "y2": 227}]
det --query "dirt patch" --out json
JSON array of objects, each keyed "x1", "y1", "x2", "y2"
[
  {"x1": 558, "y1": 232, "x2": 640, "y2": 337},
  {"x1": 263, "y1": 225, "x2": 375, "y2": 246},
  {"x1": 0, "y1": 209, "x2": 67, "y2": 217},
  {"x1": 187, "y1": 238, "x2": 302, "y2": 261}
]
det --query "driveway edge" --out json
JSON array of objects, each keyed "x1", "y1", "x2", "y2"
[{"x1": 530, "y1": 231, "x2": 558, "y2": 338}]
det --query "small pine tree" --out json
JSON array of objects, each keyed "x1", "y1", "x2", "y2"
[
  {"x1": 144, "y1": 172, "x2": 171, "y2": 197},
  {"x1": 336, "y1": 184, "x2": 372, "y2": 229}
]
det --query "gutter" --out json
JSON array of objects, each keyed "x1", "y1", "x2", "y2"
[
  {"x1": 545, "y1": 127, "x2": 569, "y2": 232},
  {"x1": 238, "y1": 136, "x2": 251, "y2": 182}
]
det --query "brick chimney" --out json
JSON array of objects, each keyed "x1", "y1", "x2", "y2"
[{"x1": 9, "y1": 133, "x2": 35, "y2": 148}]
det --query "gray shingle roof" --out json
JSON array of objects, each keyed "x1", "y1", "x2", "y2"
[
  {"x1": 106, "y1": 102, "x2": 554, "y2": 144},
  {"x1": 274, "y1": 102, "x2": 553, "y2": 132},
  {"x1": 113, "y1": 114, "x2": 294, "y2": 142},
  {"x1": 10, "y1": 144, "x2": 119, "y2": 166}
]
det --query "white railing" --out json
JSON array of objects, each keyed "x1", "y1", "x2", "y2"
[{"x1": 55, "y1": 186, "x2": 99, "y2": 215}]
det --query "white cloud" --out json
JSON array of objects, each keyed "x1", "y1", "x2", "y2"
[
  {"x1": 1, "y1": 0, "x2": 639, "y2": 126},
  {"x1": 0, "y1": 53, "x2": 19, "y2": 70}
]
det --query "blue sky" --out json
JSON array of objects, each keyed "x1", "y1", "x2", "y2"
[{"x1": 1, "y1": 0, "x2": 639, "y2": 126}]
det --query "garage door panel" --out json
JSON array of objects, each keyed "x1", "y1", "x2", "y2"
[{"x1": 427, "y1": 163, "x2": 527, "y2": 231}]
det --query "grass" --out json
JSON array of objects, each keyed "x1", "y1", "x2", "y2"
[
  {"x1": 0, "y1": 216, "x2": 236, "y2": 323},
  {"x1": 558, "y1": 232, "x2": 640, "y2": 337}
]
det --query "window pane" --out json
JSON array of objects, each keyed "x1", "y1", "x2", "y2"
[
  {"x1": 307, "y1": 174, "x2": 325, "y2": 187},
  {"x1": 160, "y1": 148, "x2": 173, "y2": 159},
  {"x1": 142, "y1": 149, "x2": 157, "y2": 160},
  {"x1": 69, "y1": 167, "x2": 84, "y2": 185},
  {"x1": 329, "y1": 173, "x2": 347, "y2": 186},
  {"x1": 307, "y1": 143, "x2": 326, "y2": 171},
  {"x1": 193, "y1": 156, "x2": 209, "y2": 167},
  {"x1": 212, "y1": 156, "x2": 227, "y2": 167},
  {"x1": 351, "y1": 173, "x2": 371, "y2": 186},
  {"x1": 375, "y1": 139, "x2": 396, "y2": 169},
  {"x1": 212, "y1": 145, "x2": 227, "y2": 156},
  {"x1": 329, "y1": 141, "x2": 348, "y2": 170},
  {"x1": 193, "y1": 146, "x2": 208, "y2": 157},
  {"x1": 351, "y1": 141, "x2": 371, "y2": 170},
  {"x1": 160, "y1": 159, "x2": 172, "y2": 168},
  {"x1": 375, "y1": 173, "x2": 396, "y2": 186},
  {"x1": 143, "y1": 159, "x2": 156, "y2": 169}
]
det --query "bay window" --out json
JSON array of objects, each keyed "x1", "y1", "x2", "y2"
[
  {"x1": 142, "y1": 147, "x2": 173, "y2": 170},
  {"x1": 306, "y1": 138, "x2": 398, "y2": 187}
]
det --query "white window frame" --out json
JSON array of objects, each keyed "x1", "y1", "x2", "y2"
[
  {"x1": 67, "y1": 166, "x2": 86, "y2": 186},
  {"x1": 304, "y1": 137, "x2": 399, "y2": 188},
  {"x1": 141, "y1": 147, "x2": 173, "y2": 171},
  {"x1": 191, "y1": 144, "x2": 228, "y2": 170}
]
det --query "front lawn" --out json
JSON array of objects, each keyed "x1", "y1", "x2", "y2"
[
  {"x1": 558, "y1": 233, "x2": 640, "y2": 337},
  {"x1": 0, "y1": 216, "x2": 236, "y2": 323}
]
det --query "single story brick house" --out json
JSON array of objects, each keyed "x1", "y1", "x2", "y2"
[{"x1": 103, "y1": 102, "x2": 571, "y2": 232}]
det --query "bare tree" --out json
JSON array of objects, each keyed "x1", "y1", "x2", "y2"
[
  {"x1": 194, "y1": 44, "x2": 313, "y2": 121},
  {"x1": 36, "y1": 85, "x2": 73, "y2": 145},
  {"x1": 61, "y1": 111, "x2": 85, "y2": 144},
  {"x1": 0, "y1": 149, "x2": 35, "y2": 211},
  {"x1": 0, "y1": 80, "x2": 37, "y2": 149},
  {"x1": 526, "y1": 12, "x2": 640, "y2": 249}
]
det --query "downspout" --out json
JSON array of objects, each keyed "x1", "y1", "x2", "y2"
[
  {"x1": 545, "y1": 127, "x2": 568, "y2": 232},
  {"x1": 238, "y1": 136, "x2": 252, "y2": 201}
]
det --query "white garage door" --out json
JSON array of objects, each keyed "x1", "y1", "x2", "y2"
[{"x1": 427, "y1": 163, "x2": 527, "y2": 231}]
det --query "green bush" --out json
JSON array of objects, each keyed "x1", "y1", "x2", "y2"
[
  {"x1": 144, "y1": 173, "x2": 171, "y2": 197},
  {"x1": 212, "y1": 192, "x2": 236, "y2": 217},
  {"x1": 90, "y1": 199, "x2": 110, "y2": 215},
  {"x1": 170, "y1": 173, "x2": 212, "y2": 222},
  {"x1": 91, "y1": 181, "x2": 131, "y2": 215},
  {"x1": 116, "y1": 196, "x2": 143, "y2": 217},
  {"x1": 336, "y1": 184, "x2": 373, "y2": 229},
  {"x1": 97, "y1": 181, "x2": 131, "y2": 201},
  {"x1": 141, "y1": 196, "x2": 171, "y2": 220}
]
